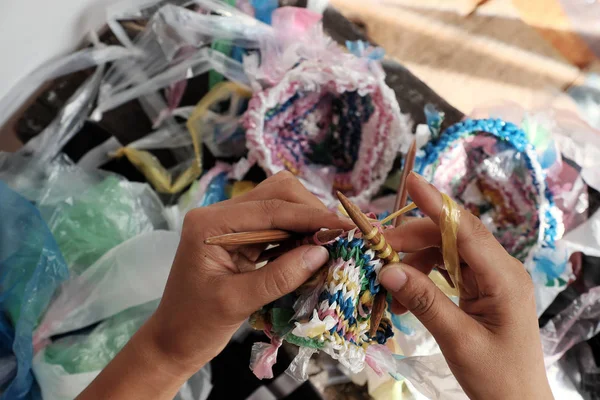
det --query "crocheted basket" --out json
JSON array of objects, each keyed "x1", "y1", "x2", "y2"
[
  {"x1": 244, "y1": 55, "x2": 410, "y2": 207},
  {"x1": 249, "y1": 232, "x2": 393, "y2": 378},
  {"x1": 416, "y1": 118, "x2": 559, "y2": 266}
]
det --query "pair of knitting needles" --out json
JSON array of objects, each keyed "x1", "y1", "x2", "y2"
[{"x1": 204, "y1": 139, "x2": 418, "y2": 336}]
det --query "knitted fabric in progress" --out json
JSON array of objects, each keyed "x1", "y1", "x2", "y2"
[
  {"x1": 244, "y1": 57, "x2": 410, "y2": 207},
  {"x1": 250, "y1": 234, "x2": 393, "y2": 373}
]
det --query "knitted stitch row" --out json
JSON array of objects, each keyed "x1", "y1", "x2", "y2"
[{"x1": 250, "y1": 233, "x2": 394, "y2": 373}]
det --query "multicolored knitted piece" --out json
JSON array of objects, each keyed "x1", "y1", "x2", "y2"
[
  {"x1": 416, "y1": 118, "x2": 564, "y2": 283},
  {"x1": 249, "y1": 232, "x2": 393, "y2": 378},
  {"x1": 243, "y1": 41, "x2": 411, "y2": 207}
]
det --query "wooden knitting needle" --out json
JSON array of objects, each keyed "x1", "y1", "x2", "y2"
[
  {"x1": 392, "y1": 138, "x2": 417, "y2": 227},
  {"x1": 336, "y1": 191, "x2": 400, "y2": 337},
  {"x1": 204, "y1": 228, "x2": 344, "y2": 247}
]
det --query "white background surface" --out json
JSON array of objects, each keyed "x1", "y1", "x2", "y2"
[{"x1": 0, "y1": 0, "x2": 117, "y2": 101}]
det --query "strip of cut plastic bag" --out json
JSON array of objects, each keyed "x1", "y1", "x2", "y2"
[
  {"x1": 18, "y1": 63, "x2": 104, "y2": 165},
  {"x1": 96, "y1": 47, "x2": 250, "y2": 116},
  {"x1": 540, "y1": 286, "x2": 600, "y2": 365},
  {"x1": 285, "y1": 347, "x2": 317, "y2": 382},
  {"x1": 98, "y1": 3, "x2": 263, "y2": 115},
  {"x1": 0, "y1": 45, "x2": 138, "y2": 128},
  {"x1": 34, "y1": 230, "x2": 179, "y2": 342},
  {"x1": 187, "y1": 81, "x2": 252, "y2": 158},
  {"x1": 114, "y1": 148, "x2": 202, "y2": 194},
  {"x1": 250, "y1": 335, "x2": 282, "y2": 380},
  {"x1": 440, "y1": 193, "x2": 461, "y2": 296},
  {"x1": 0, "y1": 181, "x2": 69, "y2": 399},
  {"x1": 76, "y1": 137, "x2": 123, "y2": 170}
]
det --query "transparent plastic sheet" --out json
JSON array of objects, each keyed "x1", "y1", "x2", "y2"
[
  {"x1": 439, "y1": 193, "x2": 461, "y2": 296},
  {"x1": 18, "y1": 63, "x2": 105, "y2": 165},
  {"x1": 32, "y1": 299, "x2": 212, "y2": 400},
  {"x1": 0, "y1": 45, "x2": 138, "y2": 128},
  {"x1": 175, "y1": 364, "x2": 213, "y2": 400},
  {"x1": 392, "y1": 354, "x2": 467, "y2": 400},
  {"x1": 540, "y1": 286, "x2": 600, "y2": 365},
  {"x1": 34, "y1": 230, "x2": 180, "y2": 342},
  {"x1": 76, "y1": 137, "x2": 123, "y2": 170},
  {"x1": 0, "y1": 182, "x2": 69, "y2": 399},
  {"x1": 285, "y1": 347, "x2": 318, "y2": 382},
  {"x1": 546, "y1": 361, "x2": 584, "y2": 400},
  {"x1": 187, "y1": 81, "x2": 252, "y2": 158}
]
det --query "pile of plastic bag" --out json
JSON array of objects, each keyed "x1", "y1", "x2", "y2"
[{"x1": 0, "y1": 0, "x2": 599, "y2": 399}]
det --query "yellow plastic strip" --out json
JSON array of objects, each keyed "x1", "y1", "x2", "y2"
[
  {"x1": 379, "y1": 202, "x2": 417, "y2": 225},
  {"x1": 440, "y1": 193, "x2": 461, "y2": 294}
]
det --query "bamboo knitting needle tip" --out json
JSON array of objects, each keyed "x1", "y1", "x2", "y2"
[
  {"x1": 393, "y1": 138, "x2": 417, "y2": 227},
  {"x1": 336, "y1": 191, "x2": 375, "y2": 237}
]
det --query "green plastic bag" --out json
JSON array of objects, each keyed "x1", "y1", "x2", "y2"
[
  {"x1": 45, "y1": 175, "x2": 166, "y2": 275},
  {"x1": 33, "y1": 300, "x2": 212, "y2": 400},
  {"x1": 43, "y1": 300, "x2": 159, "y2": 374}
]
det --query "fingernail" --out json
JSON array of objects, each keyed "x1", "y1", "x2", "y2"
[
  {"x1": 303, "y1": 246, "x2": 329, "y2": 272},
  {"x1": 409, "y1": 171, "x2": 427, "y2": 184},
  {"x1": 379, "y1": 264, "x2": 408, "y2": 292}
]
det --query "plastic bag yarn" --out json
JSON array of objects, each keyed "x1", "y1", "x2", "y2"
[
  {"x1": 187, "y1": 82, "x2": 252, "y2": 159},
  {"x1": 249, "y1": 232, "x2": 394, "y2": 379},
  {"x1": 416, "y1": 118, "x2": 568, "y2": 300},
  {"x1": 35, "y1": 230, "x2": 179, "y2": 342},
  {"x1": 32, "y1": 299, "x2": 213, "y2": 400},
  {"x1": 244, "y1": 29, "x2": 412, "y2": 208},
  {"x1": 0, "y1": 181, "x2": 69, "y2": 399}
]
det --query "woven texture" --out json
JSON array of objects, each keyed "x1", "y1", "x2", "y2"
[{"x1": 250, "y1": 233, "x2": 393, "y2": 373}]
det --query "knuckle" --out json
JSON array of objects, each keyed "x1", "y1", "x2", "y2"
[
  {"x1": 407, "y1": 285, "x2": 438, "y2": 321},
  {"x1": 258, "y1": 199, "x2": 284, "y2": 216},
  {"x1": 267, "y1": 267, "x2": 294, "y2": 299},
  {"x1": 465, "y1": 213, "x2": 492, "y2": 242}
]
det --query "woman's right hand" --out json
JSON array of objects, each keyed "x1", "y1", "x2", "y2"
[{"x1": 381, "y1": 173, "x2": 553, "y2": 400}]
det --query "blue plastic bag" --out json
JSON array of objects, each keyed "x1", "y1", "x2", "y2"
[{"x1": 0, "y1": 181, "x2": 69, "y2": 399}]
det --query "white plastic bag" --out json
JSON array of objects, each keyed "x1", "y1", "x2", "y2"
[{"x1": 35, "y1": 230, "x2": 180, "y2": 342}]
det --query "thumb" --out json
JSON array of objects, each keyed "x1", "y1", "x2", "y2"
[
  {"x1": 379, "y1": 263, "x2": 476, "y2": 348},
  {"x1": 231, "y1": 245, "x2": 329, "y2": 315}
]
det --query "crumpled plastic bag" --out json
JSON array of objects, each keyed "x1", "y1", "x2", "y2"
[
  {"x1": 0, "y1": 181, "x2": 69, "y2": 399},
  {"x1": 540, "y1": 286, "x2": 600, "y2": 365},
  {"x1": 35, "y1": 230, "x2": 180, "y2": 343},
  {"x1": 41, "y1": 172, "x2": 168, "y2": 275},
  {"x1": 32, "y1": 300, "x2": 212, "y2": 400},
  {"x1": 0, "y1": 155, "x2": 168, "y2": 275}
]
